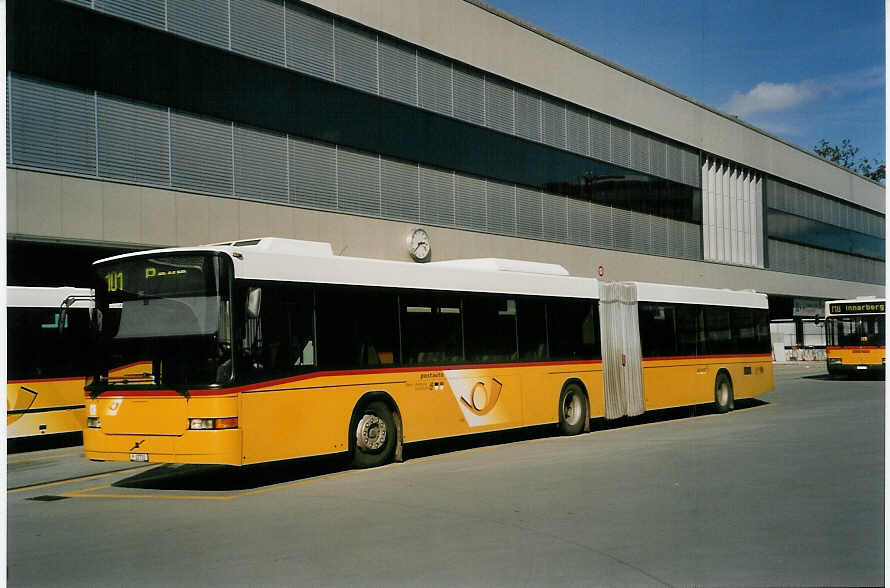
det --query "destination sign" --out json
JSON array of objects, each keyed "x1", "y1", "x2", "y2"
[{"x1": 829, "y1": 302, "x2": 885, "y2": 315}]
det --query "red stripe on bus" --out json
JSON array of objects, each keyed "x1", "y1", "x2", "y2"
[
  {"x1": 643, "y1": 353, "x2": 773, "y2": 362},
  {"x1": 825, "y1": 346, "x2": 884, "y2": 351},
  {"x1": 84, "y1": 359, "x2": 602, "y2": 398},
  {"x1": 8, "y1": 375, "x2": 86, "y2": 385}
]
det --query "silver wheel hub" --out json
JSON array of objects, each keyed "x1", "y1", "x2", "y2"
[
  {"x1": 563, "y1": 394, "x2": 582, "y2": 426},
  {"x1": 356, "y1": 414, "x2": 387, "y2": 452}
]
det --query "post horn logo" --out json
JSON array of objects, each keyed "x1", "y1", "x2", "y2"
[{"x1": 459, "y1": 378, "x2": 503, "y2": 416}]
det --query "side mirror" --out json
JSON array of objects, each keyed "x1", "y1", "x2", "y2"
[
  {"x1": 58, "y1": 295, "x2": 93, "y2": 335},
  {"x1": 246, "y1": 287, "x2": 262, "y2": 319}
]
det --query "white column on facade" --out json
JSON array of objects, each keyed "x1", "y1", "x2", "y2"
[
  {"x1": 742, "y1": 171, "x2": 752, "y2": 266},
  {"x1": 723, "y1": 164, "x2": 739, "y2": 263},
  {"x1": 745, "y1": 172, "x2": 754, "y2": 265},
  {"x1": 722, "y1": 162, "x2": 731, "y2": 263},
  {"x1": 708, "y1": 158, "x2": 718, "y2": 261},
  {"x1": 735, "y1": 167, "x2": 744, "y2": 264},
  {"x1": 754, "y1": 176, "x2": 764, "y2": 267},
  {"x1": 701, "y1": 158, "x2": 711, "y2": 260},
  {"x1": 749, "y1": 172, "x2": 758, "y2": 266},
  {"x1": 714, "y1": 160, "x2": 724, "y2": 261}
]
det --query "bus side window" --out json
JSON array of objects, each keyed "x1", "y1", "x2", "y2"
[
  {"x1": 517, "y1": 297, "x2": 548, "y2": 360},
  {"x1": 731, "y1": 307, "x2": 756, "y2": 354},
  {"x1": 548, "y1": 299, "x2": 598, "y2": 360},
  {"x1": 463, "y1": 295, "x2": 518, "y2": 362},
  {"x1": 401, "y1": 294, "x2": 462, "y2": 365},
  {"x1": 8, "y1": 307, "x2": 91, "y2": 380},
  {"x1": 239, "y1": 283, "x2": 316, "y2": 378},
  {"x1": 638, "y1": 302, "x2": 677, "y2": 358},
  {"x1": 704, "y1": 306, "x2": 734, "y2": 355},
  {"x1": 286, "y1": 296, "x2": 316, "y2": 368},
  {"x1": 316, "y1": 285, "x2": 399, "y2": 369},
  {"x1": 754, "y1": 309, "x2": 771, "y2": 352},
  {"x1": 676, "y1": 304, "x2": 701, "y2": 357}
]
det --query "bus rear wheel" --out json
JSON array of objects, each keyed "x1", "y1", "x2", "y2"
[
  {"x1": 714, "y1": 372, "x2": 734, "y2": 413},
  {"x1": 352, "y1": 401, "x2": 396, "y2": 468},
  {"x1": 558, "y1": 383, "x2": 587, "y2": 436}
]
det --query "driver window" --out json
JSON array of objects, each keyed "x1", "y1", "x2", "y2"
[{"x1": 240, "y1": 283, "x2": 316, "y2": 380}]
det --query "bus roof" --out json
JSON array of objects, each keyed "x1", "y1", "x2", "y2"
[
  {"x1": 7, "y1": 286, "x2": 92, "y2": 308},
  {"x1": 94, "y1": 237, "x2": 767, "y2": 307},
  {"x1": 634, "y1": 281, "x2": 768, "y2": 309}
]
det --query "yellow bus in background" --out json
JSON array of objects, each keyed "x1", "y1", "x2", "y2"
[
  {"x1": 83, "y1": 238, "x2": 773, "y2": 468},
  {"x1": 7, "y1": 287, "x2": 93, "y2": 450},
  {"x1": 824, "y1": 298, "x2": 885, "y2": 377}
]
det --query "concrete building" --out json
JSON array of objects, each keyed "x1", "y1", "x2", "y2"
[{"x1": 6, "y1": 0, "x2": 885, "y2": 320}]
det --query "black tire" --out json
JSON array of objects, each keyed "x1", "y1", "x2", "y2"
[
  {"x1": 714, "y1": 372, "x2": 734, "y2": 414},
  {"x1": 558, "y1": 383, "x2": 587, "y2": 435},
  {"x1": 351, "y1": 401, "x2": 397, "y2": 468}
]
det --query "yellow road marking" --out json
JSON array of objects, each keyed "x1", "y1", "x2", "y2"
[
  {"x1": 46, "y1": 405, "x2": 778, "y2": 501},
  {"x1": 62, "y1": 491, "x2": 236, "y2": 501},
  {"x1": 61, "y1": 466, "x2": 373, "y2": 501},
  {"x1": 62, "y1": 483, "x2": 113, "y2": 496},
  {"x1": 8, "y1": 451, "x2": 83, "y2": 466},
  {"x1": 8, "y1": 465, "x2": 154, "y2": 494},
  {"x1": 235, "y1": 469, "x2": 364, "y2": 498}
]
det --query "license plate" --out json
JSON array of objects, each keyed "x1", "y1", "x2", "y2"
[
  {"x1": 130, "y1": 453, "x2": 148, "y2": 462},
  {"x1": 857, "y1": 365, "x2": 868, "y2": 370}
]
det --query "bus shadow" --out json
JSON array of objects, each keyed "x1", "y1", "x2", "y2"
[
  {"x1": 113, "y1": 453, "x2": 350, "y2": 492},
  {"x1": 803, "y1": 373, "x2": 885, "y2": 381},
  {"x1": 594, "y1": 398, "x2": 769, "y2": 430},
  {"x1": 114, "y1": 398, "x2": 770, "y2": 492}
]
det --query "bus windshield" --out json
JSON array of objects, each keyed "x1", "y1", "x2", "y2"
[
  {"x1": 90, "y1": 252, "x2": 234, "y2": 392},
  {"x1": 826, "y1": 315, "x2": 885, "y2": 348}
]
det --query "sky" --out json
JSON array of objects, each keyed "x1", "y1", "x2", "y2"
[{"x1": 486, "y1": 0, "x2": 885, "y2": 165}]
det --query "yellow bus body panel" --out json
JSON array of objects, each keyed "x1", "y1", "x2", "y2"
[
  {"x1": 826, "y1": 347, "x2": 884, "y2": 367},
  {"x1": 7, "y1": 377, "x2": 86, "y2": 439},
  {"x1": 83, "y1": 356, "x2": 771, "y2": 466},
  {"x1": 642, "y1": 357, "x2": 774, "y2": 410}
]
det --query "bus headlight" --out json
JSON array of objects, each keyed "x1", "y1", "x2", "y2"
[
  {"x1": 188, "y1": 417, "x2": 238, "y2": 430},
  {"x1": 87, "y1": 417, "x2": 101, "y2": 428},
  {"x1": 828, "y1": 357, "x2": 842, "y2": 364}
]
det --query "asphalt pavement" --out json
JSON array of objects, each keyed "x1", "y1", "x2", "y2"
[{"x1": 7, "y1": 363, "x2": 884, "y2": 587}]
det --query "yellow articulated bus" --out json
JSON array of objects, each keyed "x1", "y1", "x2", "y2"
[
  {"x1": 824, "y1": 297, "x2": 885, "y2": 377},
  {"x1": 83, "y1": 237, "x2": 773, "y2": 467},
  {"x1": 7, "y1": 286, "x2": 93, "y2": 450}
]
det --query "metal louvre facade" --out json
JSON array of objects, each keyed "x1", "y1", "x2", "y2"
[
  {"x1": 7, "y1": 73, "x2": 703, "y2": 260},
  {"x1": 8, "y1": 0, "x2": 883, "y2": 289},
  {"x1": 60, "y1": 0, "x2": 702, "y2": 190}
]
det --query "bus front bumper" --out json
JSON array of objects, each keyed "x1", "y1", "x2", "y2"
[
  {"x1": 83, "y1": 428, "x2": 242, "y2": 466},
  {"x1": 826, "y1": 361, "x2": 885, "y2": 376}
]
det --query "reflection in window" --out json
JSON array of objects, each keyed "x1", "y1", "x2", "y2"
[
  {"x1": 548, "y1": 299, "x2": 599, "y2": 360},
  {"x1": 317, "y1": 286, "x2": 399, "y2": 369},
  {"x1": 517, "y1": 297, "x2": 548, "y2": 360},
  {"x1": 464, "y1": 295, "x2": 518, "y2": 362},
  {"x1": 238, "y1": 283, "x2": 315, "y2": 380},
  {"x1": 639, "y1": 303, "x2": 677, "y2": 358},
  {"x1": 402, "y1": 295, "x2": 463, "y2": 365}
]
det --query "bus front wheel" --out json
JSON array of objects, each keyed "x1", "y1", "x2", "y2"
[
  {"x1": 558, "y1": 383, "x2": 587, "y2": 435},
  {"x1": 352, "y1": 401, "x2": 397, "y2": 468},
  {"x1": 714, "y1": 372, "x2": 734, "y2": 414}
]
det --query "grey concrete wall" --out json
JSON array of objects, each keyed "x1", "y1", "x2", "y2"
[
  {"x1": 304, "y1": 0, "x2": 884, "y2": 214},
  {"x1": 8, "y1": 169, "x2": 883, "y2": 300}
]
